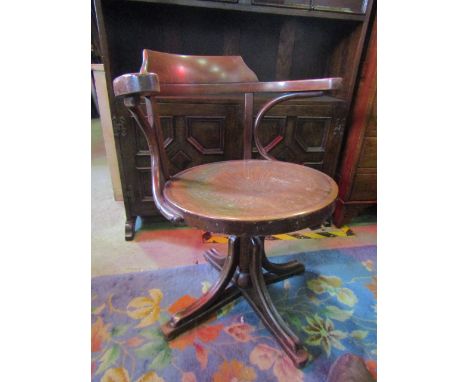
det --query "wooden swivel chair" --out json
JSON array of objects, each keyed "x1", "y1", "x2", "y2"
[{"x1": 113, "y1": 50, "x2": 341, "y2": 368}]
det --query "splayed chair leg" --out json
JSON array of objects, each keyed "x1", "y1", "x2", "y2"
[
  {"x1": 259, "y1": 236, "x2": 305, "y2": 276},
  {"x1": 161, "y1": 236, "x2": 240, "y2": 339},
  {"x1": 240, "y1": 237, "x2": 309, "y2": 368}
]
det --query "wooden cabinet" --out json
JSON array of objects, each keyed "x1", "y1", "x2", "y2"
[
  {"x1": 333, "y1": 13, "x2": 376, "y2": 226},
  {"x1": 94, "y1": 0, "x2": 375, "y2": 239}
]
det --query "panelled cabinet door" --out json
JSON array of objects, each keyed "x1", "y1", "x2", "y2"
[
  {"x1": 252, "y1": 102, "x2": 346, "y2": 176},
  {"x1": 126, "y1": 101, "x2": 242, "y2": 216}
]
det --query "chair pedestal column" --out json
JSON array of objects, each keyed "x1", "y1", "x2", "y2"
[{"x1": 160, "y1": 235, "x2": 309, "y2": 368}]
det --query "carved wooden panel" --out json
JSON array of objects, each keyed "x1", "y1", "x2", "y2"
[
  {"x1": 129, "y1": 101, "x2": 242, "y2": 214},
  {"x1": 251, "y1": 101, "x2": 344, "y2": 175},
  {"x1": 186, "y1": 116, "x2": 225, "y2": 155},
  {"x1": 136, "y1": 168, "x2": 153, "y2": 202},
  {"x1": 169, "y1": 150, "x2": 192, "y2": 172},
  {"x1": 294, "y1": 116, "x2": 331, "y2": 153},
  {"x1": 252, "y1": 116, "x2": 286, "y2": 153},
  {"x1": 135, "y1": 116, "x2": 175, "y2": 152}
]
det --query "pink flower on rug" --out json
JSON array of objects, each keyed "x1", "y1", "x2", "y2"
[
  {"x1": 250, "y1": 343, "x2": 303, "y2": 382},
  {"x1": 249, "y1": 343, "x2": 281, "y2": 370},
  {"x1": 273, "y1": 355, "x2": 304, "y2": 382},
  {"x1": 225, "y1": 322, "x2": 254, "y2": 342},
  {"x1": 126, "y1": 336, "x2": 145, "y2": 348}
]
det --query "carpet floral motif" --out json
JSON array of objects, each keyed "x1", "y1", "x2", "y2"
[{"x1": 92, "y1": 246, "x2": 377, "y2": 381}]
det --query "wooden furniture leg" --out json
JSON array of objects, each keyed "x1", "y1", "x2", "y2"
[
  {"x1": 161, "y1": 236, "x2": 240, "y2": 339},
  {"x1": 164, "y1": 235, "x2": 309, "y2": 368},
  {"x1": 241, "y1": 237, "x2": 309, "y2": 368},
  {"x1": 258, "y1": 237, "x2": 305, "y2": 276},
  {"x1": 125, "y1": 218, "x2": 136, "y2": 241}
]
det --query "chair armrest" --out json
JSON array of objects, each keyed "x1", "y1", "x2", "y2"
[
  {"x1": 113, "y1": 74, "x2": 341, "y2": 97},
  {"x1": 157, "y1": 78, "x2": 342, "y2": 96},
  {"x1": 113, "y1": 72, "x2": 160, "y2": 97},
  {"x1": 119, "y1": 95, "x2": 184, "y2": 225}
]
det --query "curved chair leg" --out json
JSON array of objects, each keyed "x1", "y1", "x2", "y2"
[
  {"x1": 161, "y1": 236, "x2": 239, "y2": 339},
  {"x1": 241, "y1": 237, "x2": 309, "y2": 368},
  {"x1": 259, "y1": 237, "x2": 305, "y2": 276}
]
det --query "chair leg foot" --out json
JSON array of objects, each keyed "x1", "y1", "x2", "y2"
[{"x1": 161, "y1": 285, "x2": 241, "y2": 340}]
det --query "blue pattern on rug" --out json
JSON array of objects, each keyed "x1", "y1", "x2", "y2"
[{"x1": 92, "y1": 246, "x2": 377, "y2": 382}]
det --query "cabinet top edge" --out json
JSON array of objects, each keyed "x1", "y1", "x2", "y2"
[{"x1": 104, "y1": 0, "x2": 367, "y2": 22}]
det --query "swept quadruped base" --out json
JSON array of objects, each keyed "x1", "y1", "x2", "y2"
[{"x1": 160, "y1": 235, "x2": 309, "y2": 368}]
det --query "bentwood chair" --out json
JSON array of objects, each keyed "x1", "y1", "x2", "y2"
[{"x1": 113, "y1": 50, "x2": 340, "y2": 368}]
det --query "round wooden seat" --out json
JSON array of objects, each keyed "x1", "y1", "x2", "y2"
[{"x1": 164, "y1": 160, "x2": 338, "y2": 235}]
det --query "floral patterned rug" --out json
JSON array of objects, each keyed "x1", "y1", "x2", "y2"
[{"x1": 92, "y1": 245, "x2": 377, "y2": 382}]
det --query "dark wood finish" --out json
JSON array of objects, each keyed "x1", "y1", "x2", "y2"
[
  {"x1": 333, "y1": 11, "x2": 376, "y2": 226},
  {"x1": 114, "y1": 74, "x2": 341, "y2": 97},
  {"x1": 141, "y1": 50, "x2": 259, "y2": 84},
  {"x1": 94, "y1": 0, "x2": 375, "y2": 236},
  {"x1": 124, "y1": 0, "x2": 366, "y2": 21},
  {"x1": 124, "y1": 217, "x2": 136, "y2": 241},
  {"x1": 163, "y1": 234, "x2": 310, "y2": 367},
  {"x1": 243, "y1": 93, "x2": 254, "y2": 159},
  {"x1": 275, "y1": 19, "x2": 297, "y2": 79},
  {"x1": 114, "y1": 50, "x2": 340, "y2": 368},
  {"x1": 252, "y1": 0, "x2": 310, "y2": 10}
]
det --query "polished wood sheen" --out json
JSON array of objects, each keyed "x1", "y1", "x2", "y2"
[
  {"x1": 164, "y1": 160, "x2": 338, "y2": 235},
  {"x1": 114, "y1": 49, "x2": 341, "y2": 368},
  {"x1": 142, "y1": 49, "x2": 259, "y2": 83}
]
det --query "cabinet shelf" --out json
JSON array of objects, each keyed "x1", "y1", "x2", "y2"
[{"x1": 122, "y1": 0, "x2": 367, "y2": 21}]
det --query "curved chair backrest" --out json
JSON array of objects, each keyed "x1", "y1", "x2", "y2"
[{"x1": 140, "y1": 49, "x2": 259, "y2": 84}]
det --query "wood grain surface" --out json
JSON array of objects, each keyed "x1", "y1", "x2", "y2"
[{"x1": 164, "y1": 159, "x2": 338, "y2": 225}]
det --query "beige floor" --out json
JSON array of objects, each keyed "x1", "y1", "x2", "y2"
[{"x1": 91, "y1": 119, "x2": 376, "y2": 277}]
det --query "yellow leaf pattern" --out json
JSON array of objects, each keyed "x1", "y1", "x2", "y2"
[
  {"x1": 127, "y1": 289, "x2": 163, "y2": 328},
  {"x1": 100, "y1": 367, "x2": 130, "y2": 382}
]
